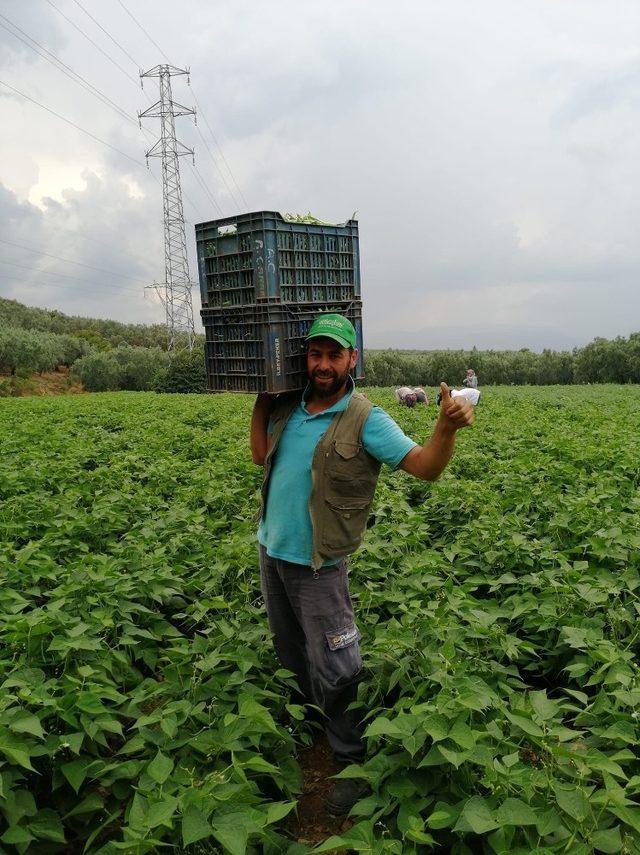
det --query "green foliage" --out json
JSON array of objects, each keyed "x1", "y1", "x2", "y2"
[
  {"x1": 364, "y1": 334, "x2": 640, "y2": 386},
  {"x1": 154, "y1": 344, "x2": 207, "y2": 393},
  {"x1": 1, "y1": 386, "x2": 640, "y2": 852},
  {"x1": 73, "y1": 346, "x2": 170, "y2": 392},
  {"x1": 0, "y1": 297, "x2": 202, "y2": 351},
  {"x1": 0, "y1": 326, "x2": 89, "y2": 376},
  {"x1": 71, "y1": 350, "x2": 121, "y2": 391},
  {"x1": 282, "y1": 212, "x2": 337, "y2": 225}
]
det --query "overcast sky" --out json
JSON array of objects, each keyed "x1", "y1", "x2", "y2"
[{"x1": 1, "y1": 0, "x2": 639, "y2": 350}]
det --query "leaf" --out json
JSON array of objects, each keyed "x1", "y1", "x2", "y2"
[
  {"x1": 212, "y1": 824, "x2": 249, "y2": 855},
  {"x1": 448, "y1": 718, "x2": 476, "y2": 750},
  {"x1": 438, "y1": 744, "x2": 471, "y2": 768},
  {"x1": 181, "y1": 805, "x2": 211, "y2": 846},
  {"x1": 554, "y1": 784, "x2": 589, "y2": 822},
  {"x1": 535, "y1": 808, "x2": 565, "y2": 837},
  {"x1": 65, "y1": 792, "x2": 104, "y2": 818},
  {"x1": 0, "y1": 732, "x2": 35, "y2": 771},
  {"x1": 28, "y1": 808, "x2": 66, "y2": 843},
  {"x1": 1, "y1": 825, "x2": 35, "y2": 845},
  {"x1": 422, "y1": 713, "x2": 449, "y2": 742},
  {"x1": 365, "y1": 716, "x2": 404, "y2": 739},
  {"x1": 598, "y1": 721, "x2": 636, "y2": 744},
  {"x1": 9, "y1": 713, "x2": 44, "y2": 739},
  {"x1": 496, "y1": 798, "x2": 537, "y2": 826},
  {"x1": 453, "y1": 796, "x2": 499, "y2": 835},
  {"x1": 147, "y1": 795, "x2": 179, "y2": 828},
  {"x1": 529, "y1": 690, "x2": 560, "y2": 721},
  {"x1": 427, "y1": 801, "x2": 460, "y2": 829},
  {"x1": 62, "y1": 759, "x2": 89, "y2": 794},
  {"x1": 505, "y1": 712, "x2": 544, "y2": 737},
  {"x1": 608, "y1": 805, "x2": 640, "y2": 835},
  {"x1": 592, "y1": 826, "x2": 622, "y2": 853},
  {"x1": 62, "y1": 732, "x2": 84, "y2": 755},
  {"x1": 147, "y1": 750, "x2": 174, "y2": 785},
  {"x1": 266, "y1": 801, "x2": 296, "y2": 824},
  {"x1": 241, "y1": 756, "x2": 280, "y2": 775},
  {"x1": 314, "y1": 821, "x2": 375, "y2": 852}
]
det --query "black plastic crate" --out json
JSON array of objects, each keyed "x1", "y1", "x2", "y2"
[
  {"x1": 195, "y1": 211, "x2": 361, "y2": 309},
  {"x1": 201, "y1": 301, "x2": 364, "y2": 393}
]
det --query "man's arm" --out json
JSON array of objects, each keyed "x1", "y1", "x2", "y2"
[
  {"x1": 250, "y1": 393, "x2": 275, "y2": 466},
  {"x1": 399, "y1": 383, "x2": 474, "y2": 480}
]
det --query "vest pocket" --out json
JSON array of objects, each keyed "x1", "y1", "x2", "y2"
[
  {"x1": 323, "y1": 498, "x2": 370, "y2": 553},
  {"x1": 333, "y1": 441, "x2": 361, "y2": 459}
]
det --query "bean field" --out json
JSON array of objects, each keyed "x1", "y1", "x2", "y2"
[{"x1": 1, "y1": 387, "x2": 640, "y2": 854}]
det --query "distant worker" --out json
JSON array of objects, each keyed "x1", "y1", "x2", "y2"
[
  {"x1": 395, "y1": 386, "x2": 429, "y2": 407},
  {"x1": 463, "y1": 368, "x2": 478, "y2": 389},
  {"x1": 395, "y1": 386, "x2": 417, "y2": 408},
  {"x1": 437, "y1": 387, "x2": 481, "y2": 407}
]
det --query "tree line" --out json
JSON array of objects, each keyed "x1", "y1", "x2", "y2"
[
  {"x1": 0, "y1": 297, "x2": 170, "y2": 350},
  {"x1": 0, "y1": 298, "x2": 205, "y2": 394},
  {"x1": 1, "y1": 297, "x2": 639, "y2": 393},
  {"x1": 365, "y1": 335, "x2": 640, "y2": 386}
]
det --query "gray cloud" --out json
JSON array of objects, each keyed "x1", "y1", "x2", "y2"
[{"x1": 1, "y1": 0, "x2": 640, "y2": 350}]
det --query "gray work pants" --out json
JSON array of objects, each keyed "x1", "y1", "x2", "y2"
[{"x1": 259, "y1": 545, "x2": 366, "y2": 764}]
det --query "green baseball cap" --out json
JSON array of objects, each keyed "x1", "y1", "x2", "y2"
[{"x1": 305, "y1": 314, "x2": 357, "y2": 349}]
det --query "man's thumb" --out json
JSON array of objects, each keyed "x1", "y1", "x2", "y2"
[{"x1": 440, "y1": 382, "x2": 451, "y2": 402}]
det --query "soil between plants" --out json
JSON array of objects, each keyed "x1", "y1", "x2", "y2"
[{"x1": 288, "y1": 734, "x2": 354, "y2": 850}]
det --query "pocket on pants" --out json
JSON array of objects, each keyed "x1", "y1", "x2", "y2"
[{"x1": 323, "y1": 622, "x2": 362, "y2": 686}]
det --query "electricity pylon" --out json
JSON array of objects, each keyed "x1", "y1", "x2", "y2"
[{"x1": 139, "y1": 64, "x2": 195, "y2": 351}]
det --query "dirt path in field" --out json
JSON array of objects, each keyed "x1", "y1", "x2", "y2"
[{"x1": 288, "y1": 735, "x2": 353, "y2": 850}]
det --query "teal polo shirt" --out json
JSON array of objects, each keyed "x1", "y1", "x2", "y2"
[{"x1": 258, "y1": 383, "x2": 417, "y2": 566}]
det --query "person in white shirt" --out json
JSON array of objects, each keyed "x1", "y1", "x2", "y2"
[{"x1": 437, "y1": 387, "x2": 481, "y2": 407}]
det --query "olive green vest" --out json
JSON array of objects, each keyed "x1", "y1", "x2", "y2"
[{"x1": 259, "y1": 391, "x2": 382, "y2": 569}]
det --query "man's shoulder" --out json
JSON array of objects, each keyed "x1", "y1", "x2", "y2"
[
  {"x1": 348, "y1": 391, "x2": 373, "y2": 411},
  {"x1": 363, "y1": 404, "x2": 399, "y2": 430}
]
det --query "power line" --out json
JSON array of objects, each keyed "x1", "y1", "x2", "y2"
[
  {"x1": 191, "y1": 89, "x2": 249, "y2": 209},
  {"x1": 0, "y1": 238, "x2": 149, "y2": 284},
  {"x1": 116, "y1": 0, "x2": 171, "y2": 63},
  {"x1": 70, "y1": 0, "x2": 139, "y2": 67},
  {"x1": 194, "y1": 122, "x2": 240, "y2": 210},
  {"x1": 114, "y1": 0, "x2": 247, "y2": 210},
  {"x1": 35, "y1": 3, "x2": 203, "y2": 222},
  {"x1": 0, "y1": 13, "x2": 137, "y2": 128},
  {"x1": 0, "y1": 79, "x2": 146, "y2": 169},
  {"x1": 43, "y1": 0, "x2": 140, "y2": 87},
  {"x1": 189, "y1": 163, "x2": 224, "y2": 217},
  {"x1": 0, "y1": 260, "x2": 143, "y2": 294},
  {"x1": 0, "y1": 14, "x2": 172, "y2": 194}
]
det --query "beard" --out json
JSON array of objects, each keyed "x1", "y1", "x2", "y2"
[{"x1": 309, "y1": 366, "x2": 351, "y2": 398}]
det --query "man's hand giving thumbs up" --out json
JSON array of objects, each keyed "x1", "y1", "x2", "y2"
[
  {"x1": 399, "y1": 382, "x2": 475, "y2": 480},
  {"x1": 438, "y1": 382, "x2": 475, "y2": 431}
]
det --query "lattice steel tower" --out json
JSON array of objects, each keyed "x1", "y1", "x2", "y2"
[{"x1": 139, "y1": 65, "x2": 195, "y2": 350}]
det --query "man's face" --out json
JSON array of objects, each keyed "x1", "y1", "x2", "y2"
[{"x1": 306, "y1": 337, "x2": 358, "y2": 398}]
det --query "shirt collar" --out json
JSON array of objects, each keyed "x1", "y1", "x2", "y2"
[{"x1": 301, "y1": 375, "x2": 355, "y2": 416}]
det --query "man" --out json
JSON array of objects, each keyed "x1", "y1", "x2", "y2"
[
  {"x1": 250, "y1": 314, "x2": 474, "y2": 816},
  {"x1": 463, "y1": 368, "x2": 478, "y2": 388}
]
